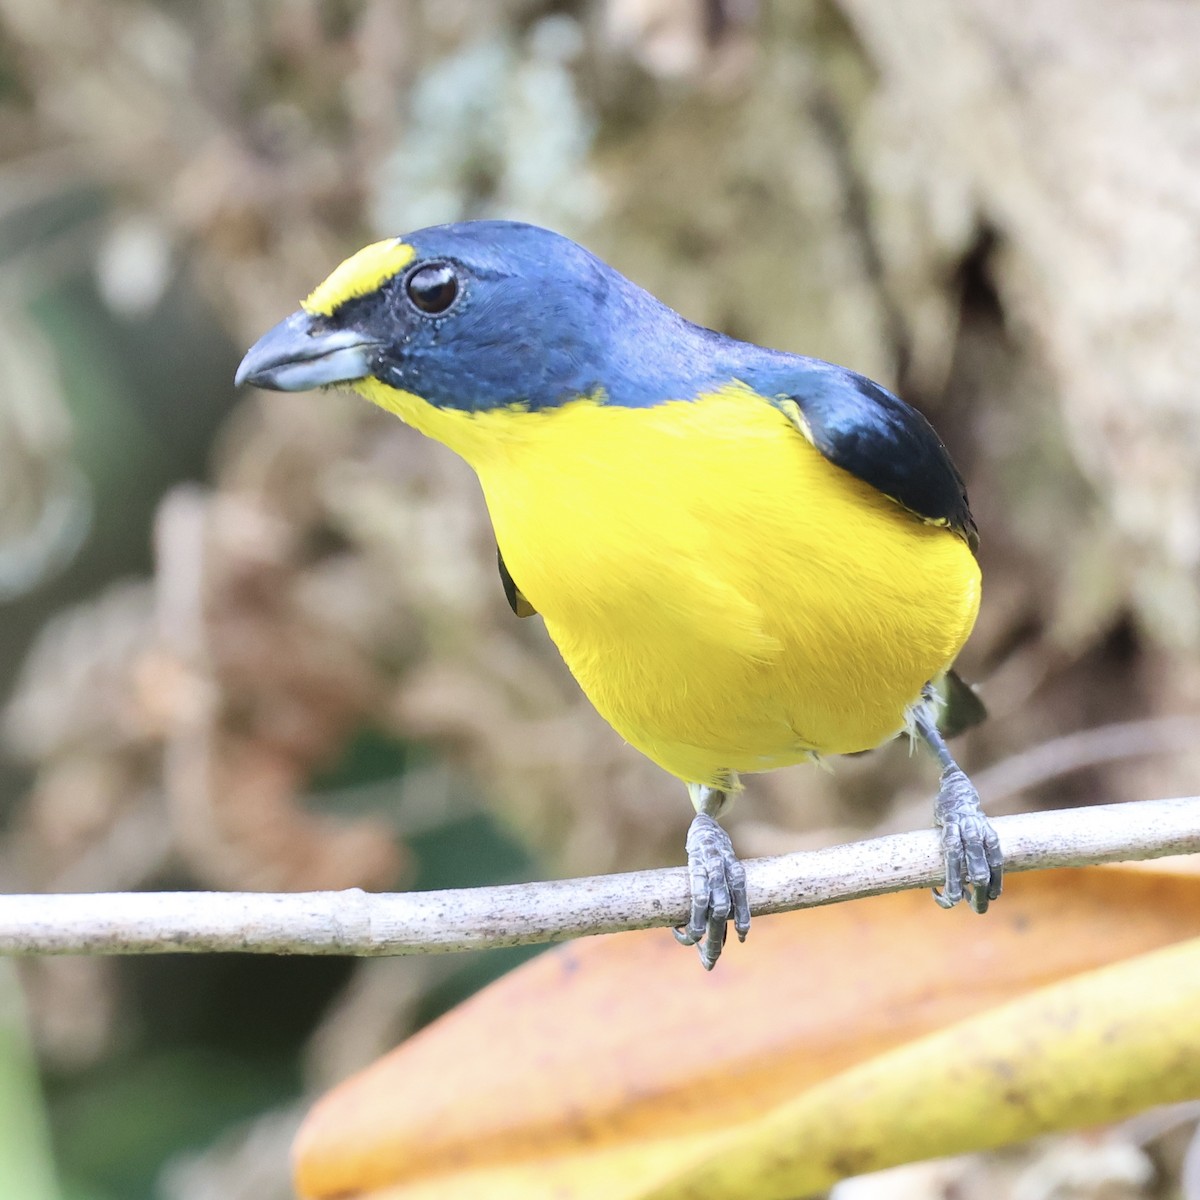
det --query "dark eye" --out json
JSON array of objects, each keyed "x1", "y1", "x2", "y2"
[{"x1": 405, "y1": 263, "x2": 459, "y2": 314}]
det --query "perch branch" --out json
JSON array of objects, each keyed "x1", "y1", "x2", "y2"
[{"x1": 0, "y1": 797, "x2": 1197, "y2": 957}]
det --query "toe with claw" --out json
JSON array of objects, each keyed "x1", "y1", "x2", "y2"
[
  {"x1": 933, "y1": 764, "x2": 1004, "y2": 913},
  {"x1": 673, "y1": 812, "x2": 751, "y2": 970}
]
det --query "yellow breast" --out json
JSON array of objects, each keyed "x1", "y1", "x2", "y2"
[{"x1": 356, "y1": 379, "x2": 981, "y2": 786}]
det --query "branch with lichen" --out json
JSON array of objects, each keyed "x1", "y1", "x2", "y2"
[{"x1": 0, "y1": 797, "x2": 1196, "y2": 957}]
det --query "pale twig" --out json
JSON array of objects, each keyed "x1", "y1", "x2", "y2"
[{"x1": 0, "y1": 797, "x2": 1196, "y2": 957}]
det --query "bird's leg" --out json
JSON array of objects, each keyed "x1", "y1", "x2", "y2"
[
  {"x1": 673, "y1": 777, "x2": 751, "y2": 970},
  {"x1": 912, "y1": 688, "x2": 1003, "y2": 913}
]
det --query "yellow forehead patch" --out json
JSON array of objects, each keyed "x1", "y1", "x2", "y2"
[{"x1": 301, "y1": 239, "x2": 416, "y2": 317}]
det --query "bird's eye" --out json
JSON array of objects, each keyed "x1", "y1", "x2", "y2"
[{"x1": 405, "y1": 263, "x2": 459, "y2": 314}]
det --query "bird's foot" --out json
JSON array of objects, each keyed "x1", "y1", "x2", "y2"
[
  {"x1": 673, "y1": 813, "x2": 751, "y2": 970},
  {"x1": 932, "y1": 766, "x2": 1003, "y2": 913}
]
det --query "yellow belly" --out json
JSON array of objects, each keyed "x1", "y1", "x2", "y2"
[{"x1": 356, "y1": 380, "x2": 982, "y2": 787}]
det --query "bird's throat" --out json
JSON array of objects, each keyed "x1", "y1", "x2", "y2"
[{"x1": 352, "y1": 378, "x2": 523, "y2": 468}]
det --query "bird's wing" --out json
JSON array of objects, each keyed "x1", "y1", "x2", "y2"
[
  {"x1": 770, "y1": 366, "x2": 978, "y2": 554},
  {"x1": 933, "y1": 667, "x2": 988, "y2": 737},
  {"x1": 498, "y1": 547, "x2": 537, "y2": 617}
]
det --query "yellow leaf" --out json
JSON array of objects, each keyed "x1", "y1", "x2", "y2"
[
  {"x1": 645, "y1": 933, "x2": 1200, "y2": 1199},
  {"x1": 293, "y1": 862, "x2": 1200, "y2": 1200}
]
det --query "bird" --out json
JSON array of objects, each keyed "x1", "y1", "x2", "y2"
[{"x1": 236, "y1": 220, "x2": 1002, "y2": 969}]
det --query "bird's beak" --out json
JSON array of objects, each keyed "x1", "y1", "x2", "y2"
[{"x1": 235, "y1": 310, "x2": 381, "y2": 392}]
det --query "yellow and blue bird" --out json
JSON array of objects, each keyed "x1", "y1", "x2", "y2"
[{"x1": 236, "y1": 221, "x2": 1002, "y2": 968}]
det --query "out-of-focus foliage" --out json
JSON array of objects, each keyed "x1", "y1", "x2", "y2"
[
  {"x1": 0, "y1": 1, "x2": 1198, "y2": 1198},
  {"x1": 0, "y1": 961, "x2": 59, "y2": 1199}
]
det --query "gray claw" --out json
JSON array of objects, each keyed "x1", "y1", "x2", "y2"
[
  {"x1": 932, "y1": 766, "x2": 1003, "y2": 913},
  {"x1": 674, "y1": 813, "x2": 750, "y2": 969}
]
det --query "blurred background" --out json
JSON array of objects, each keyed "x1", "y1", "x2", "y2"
[{"x1": 1, "y1": 1, "x2": 1199, "y2": 1197}]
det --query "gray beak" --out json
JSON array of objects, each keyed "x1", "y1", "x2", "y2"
[{"x1": 235, "y1": 310, "x2": 380, "y2": 391}]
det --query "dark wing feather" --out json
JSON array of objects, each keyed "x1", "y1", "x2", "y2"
[
  {"x1": 498, "y1": 547, "x2": 537, "y2": 617},
  {"x1": 775, "y1": 368, "x2": 978, "y2": 553},
  {"x1": 935, "y1": 668, "x2": 988, "y2": 738}
]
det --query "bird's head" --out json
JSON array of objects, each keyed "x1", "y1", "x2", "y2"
[{"x1": 236, "y1": 220, "x2": 710, "y2": 422}]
